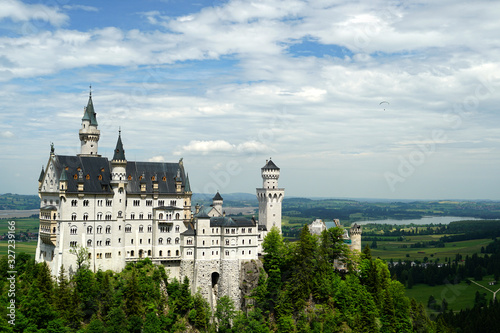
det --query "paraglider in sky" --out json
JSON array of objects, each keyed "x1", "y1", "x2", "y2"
[{"x1": 380, "y1": 101, "x2": 389, "y2": 110}]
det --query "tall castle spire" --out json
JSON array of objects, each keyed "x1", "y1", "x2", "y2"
[{"x1": 78, "y1": 87, "x2": 101, "y2": 156}]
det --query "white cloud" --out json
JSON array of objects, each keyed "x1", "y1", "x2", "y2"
[
  {"x1": 148, "y1": 155, "x2": 166, "y2": 162},
  {"x1": 0, "y1": 0, "x2": 68, "y2": 26},
  {"x1": 62, "y1": 5, "x2": 98, "y2": 12},
  {"x1": 176, "y1": 140, "x2": 270, "y2": 156},
  {"x1": 1, "y1": 131, "x2": 14, "y2": 138}
]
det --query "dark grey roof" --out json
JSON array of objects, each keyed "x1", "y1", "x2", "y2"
[
  {"x1": 213, "y1": 192, "x2": 223, "y2": 201},
  {"x1": 185, "y1": 174, "x2": 191, "y2": 192},
  {"x1": 262, "y1": 159, "x2": 279, "y2": 170},
  {"x1": 50, "y1": 155, "x2": 189, "y2": 195},
  {"x1": 182, "y1": 224, "x2": 196, "y2": 236},
  {"x1": 258, "y1": 224, "x2": 267, "y2": 231},
  {"x1": 38, "y1": 167, "x2": 45, "y2": 182},
  {"x1": 126, "y1": 161, "x2": 187, "y2": 194},
  {"x1": 82, "y1": 94, "x2": 98, "y2": 126},
  {"x1": 59, "y1": 169, "x2": 68, "y2": 181},
  {"x1": 195, "y1": 206, "x2": 211, "y2": 218},
  {"x1": 53, "y1": 155, "x2": 112, "y2": 194},
  {"x1": 112, "y1": 133, "x2": 126, "y2": 161},
  {"x1": 210, "y1": 216, "x2": 255, "y2": 228}
]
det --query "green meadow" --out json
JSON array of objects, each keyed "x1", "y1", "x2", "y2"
[
  {"x1": 363, "y1": 234, "x2": 492, "y2": 263},
  {"x1": 0, "y1": 217, "x2": 39, "y2": 257}
]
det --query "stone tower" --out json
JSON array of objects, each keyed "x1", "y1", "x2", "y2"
[
  {"x1": 349, "y1": 223, "x2": 362, "y2": 253},
  {"x1": 256, "y1": 159, "x2": 284, "y2": 232},
  {"x1": 78, "y1": 89, "x2": 100, "y2": 156}
]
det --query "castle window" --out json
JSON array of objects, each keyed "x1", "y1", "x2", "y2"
[
  {"x1": 158, "y1": 238, "x2": 163, "y2": 245},
  {"x1": 98, "y1": 175, "x2": 102, "y2": 180},
  {"x1": 139, "y1": 213, "x2": 144, "y2": 219},
  {"x1": 88, "y1": 253, "x2": 91, "y2": 259},
  {"x1": 159, "y1": 213, "x2": 163, "y2": 220},
  {"x1": 248, "y1": 228, "x2": 252, "y2": 233},
  {"x1": 203, "y1": 229, "x2": 205, "y2": 234},
  {"x1": 225, "y1": 228, "x2": 229, "y2": 234},
  {"x1": 87, "y1": 239, "x2": 92, "y2": 247},
  {"x1": 159, "y1": 250, "x2": 163, "y2": 256},
  {"x1": 147, "y1": 225, "x2": 152, "y2": 232},
  {"x1": 106, "y1": 200, "x2": 112, "y2": 207},
  {"x1": 131, "y1": 250, "x2": 134, "y2": 256},
  {"x1": 97, "y1": 213, "x2": 102, "y2": 220},
  {"x1": 105, "y1": 253, "x2": 111, "y2": 258},
  {"x1": 148, "y1": 238, "x2": 151, "y2": 244},
  {"x1": 131, "y1": 239, "x2": 134, "y2": 244},
  {"x1": 146, "y1": 200, "x2": 152, "y2": 206},
  {"x1": 105, "y1": 213, "x2": 112, "y2": 220},
  {"x1": 133, "y1": 200, "x2": 140, "y2": 206},
  {"x1": 118, "y1": 238, "x2": 121, "y2": 243},
  {"x1": 167, "y1": 250, "x2": 171, "y2": 256},
  {"x1": 70, "y1": 241, "x2": 77, "y2": 247},
  {"x1": 148, "y1": 213, "x2": 152, "y2": 219},
  {"x1": 101, "y1": 168, "x2": 105, "y2": 172},
  {"x1": 158, "y1": 200, "x2": 164, "y2": 206},
  {"x1": 87, "y1": 226, "x2": 92, "y2": 234},
  {"x1": 128, "y1": 175, "x2": 132, "y2": 180},
  {"x1": 71, "y1": 213, "x2": 77, "y2": 221},
  {"x1": 71, "y1": 200, "x2": 77, "y2": 207},
  {"x1": 97, "y1": 200, "x2": 103, "y2": 206},
  {"x1": 202, "y1": 252, "x2": 205, "y2": 256},
  {"x1": 242, "y1": 228, "x2": 245, "y2": 234},
  {"x1": 242, "y1": 240, "x2": 245, "y2": 245},
  {"x1": 167, "y1": 237, "x2": 171, "y2": 244},
  {"x1": 70, "y1": 226, "x2": 77, "y2": 235},
  {"x1": 249, "y1": 250, "x2": 251, "y2": 254},
  {"x1": 151, "y1": 176, "x2": 155, "y2": 181},
  {"x1": 148, "y1": 250, "x2": 151, "y2": 256},
  {"x1": 106, "y1": 226, "x2": 111, "y2": 234},
  {"x1": 83, "y1": 200, "x2": 89, "y2": 207},
  {"x1": 249, "y1": 239, "x2": 251, "y2": 244},
  {"x1": 176, "y1": 250, "x2": 179, "y2": 256},
  {"x1": 106, "y1": 239, "x2": 110, "y2": 246},
  {"x1": 96, "y1": 240, "x2": 102, "y2": 246},
  {"x1": 140, "y1": 239, "x2": 142, "y2": 244},
  {"x1": 74, "y1": 174, "x2": 78, "y2": 179},
  {"x1": 175, "y1": 213, "x2": 180, "y2": 220},
  {"x1": 83, "y1": 213, "x2": 89, "y2": 221},
  {"x1": 162, "y1": 176, "x2": 166, "y2": 181},
  {"x1": 231, "y1": 229, "x2": 235, "y2": 234},
  {"x1": 86, "y1": 174, "x2": 90, "y2": 180},
  {"x1": 187, "y1": 250, "x2": 192, "y2": 256},
  {"x1": 242, "y1": 251, "x2": 245, "y2": 255},
  {"x1": 225, "y1": 250, "x2": 229, "y2": 256},
  {"x1": 97, "y1": 226, "x2": 102, "y2": 234},
  {"x1": 130, "y1": 213, "x2": 135, "y2": 220},
  {"x1": 175, "y1": 225, "x2": 180, "y2": 233},
  {"x1": 187, "y1": 238, "x2": 193, "y2": 245},
  {"x1": 225, "y1": 240, "x2": 229, "y2": 245}
]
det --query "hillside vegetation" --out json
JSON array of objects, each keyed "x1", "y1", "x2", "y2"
[{"x1": 0, "y1": 227, "x2": 436, "y2": 332}]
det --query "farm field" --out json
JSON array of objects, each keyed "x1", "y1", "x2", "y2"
[
  {"x1": 0, "y1": 240, "x2": 37, "y2": 257},
  {"x1": 405, "y1": 275, "x2": 499, "y2": 315},
  {"x1": 363, "y1": 234, "x2": 492, "y2": 263},
  {"x1": 0, "y1": 217, "x2": 39, "y2": 234}
]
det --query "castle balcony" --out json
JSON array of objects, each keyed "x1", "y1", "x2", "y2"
[{"x1": 39, "y1": 206, "x2": 57, "y2": 246}]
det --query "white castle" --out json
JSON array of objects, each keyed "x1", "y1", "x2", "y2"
[{"x1": 35, "y1": 91, "x2": 284, "y2": 309}]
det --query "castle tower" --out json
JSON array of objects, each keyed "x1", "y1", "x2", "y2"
[
  {"x1": 256, "y1": 159, "x2": 284, "y2": 232},
  {"x1": 349, "y1": 223, "x2": 362, "y2": 253},
  {"x1": 110, "y1": 131, "x2": 128, "y2": 234},
  {"x1": 78, "y1": 89, "x2": 100, "y2": 156},
  {"x1": 212, "y1": 192, "x2": 223, "y2": 216}
]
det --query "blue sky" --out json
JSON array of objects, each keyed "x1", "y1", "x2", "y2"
[{"x1": 2, "y1": 0, "x2": 500, "y2": 200}]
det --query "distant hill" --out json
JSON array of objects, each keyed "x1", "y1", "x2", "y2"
[{"x1": 0, "y1": 193, "x2": 40, "y2": 210}]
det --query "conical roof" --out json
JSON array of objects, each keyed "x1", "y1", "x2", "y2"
[
  {"x1": 82, "y1": 92, "x2": 98, "y2": 126},
  {"x1": 112, "y1": 132, "x2": 126, "y2": 161}
]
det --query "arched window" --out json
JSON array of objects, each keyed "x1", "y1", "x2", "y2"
[
  {"x1": 105, "y1": 239, "x2": 111, "y2": 246},
  {"x1": 70, "y1": 226, "x2": 77, "y2": 235},
  {"x1": 159, "y1": 250, "x2": 163, "y2": 256},
  {"x1": 83, "y1": 213, "x2": 89, "y2": 221},
  {"x1": 139, "y1": 225, "x2": 144, "y2": 232},
  {"x1": 106, "y1": 226, "x2": 111, "y2": 234},
  {"x1": 87, "y1": 226, "x2": 92, "y2": 234},
  {"x1": 167, "y1": 237, "x2": 171, "y2": 244},
  {"x1": 159, "y1": 213, "x2": 163, "y2": 220},
  {"x1": 175, "y1": 237, "x2": 179, "y2": 244},
  {"x1": 176, "y1": 250, "x2": 179, "y2": 256},
  {"x1": 167, "y1": 250, "x2": 171, "y2": 256},
  {"x1": 148, "y1": 250, "x2": 151, "y2": 256},
  {"x1": 147, "y1": 225, "x2": 152, "y2": 232},
  {"x1": 175, "y1": 213, "x2": 180, "y2": 220},
  {"x1": 175, "y1": 225, "x2": 180, "y2": 233},
  {"x1": 87, "y1": 239, "x2": 92, "y2": 247},
  {"x1": 158, "y1": 238, "x2": 163, "y2": 245},
  {"x1": 131, "y1": 250, "x2": 134, "y2": 257},
  {"x1": 71, "y1": 213, "x2": 77, "y2": 221}
]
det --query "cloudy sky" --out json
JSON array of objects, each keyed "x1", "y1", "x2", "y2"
[{"x1": 1, "y1": 0, "x2": 500, "y2": 200}]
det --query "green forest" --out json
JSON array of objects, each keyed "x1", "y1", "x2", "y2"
[{"x1": 0, "y1": 226, "x2": 443, "y2": 333}]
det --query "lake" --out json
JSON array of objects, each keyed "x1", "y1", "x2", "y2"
[{"x1": 355, "y1": 216, "x2": 482, "y2": 226}]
